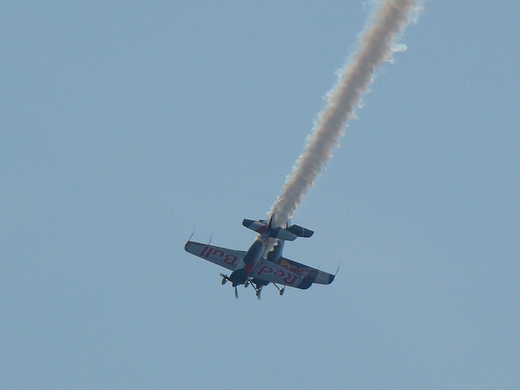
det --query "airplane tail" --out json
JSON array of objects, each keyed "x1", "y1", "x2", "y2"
[
  {"x1": 285, "y1": 224, "x2": 314, "y2": 238},
  {"x1": 242, "y1": 218, "x2": 314, "y2": 241}
]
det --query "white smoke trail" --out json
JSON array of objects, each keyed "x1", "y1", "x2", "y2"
[{"x1": 269, "y1": 0, "x2": 421, "y2": 227}]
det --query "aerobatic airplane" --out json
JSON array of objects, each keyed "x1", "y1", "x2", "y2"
[{"x1": 184, "y1": 217, "x2": 336, "y2": 298}]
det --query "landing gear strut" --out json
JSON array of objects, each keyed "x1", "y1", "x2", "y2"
[
  {"x1": 219, "y1": 274, "x2": 285, "y2": 298},
  {"x1": 273, "y1": 282, "x2": 285, "y2": 296},
  {"x1": 255, "y1": 286, "x2": 263, "y2": 299},
  {"x1": 250, "y1": 283, "x2": 263, "y2": 299}
]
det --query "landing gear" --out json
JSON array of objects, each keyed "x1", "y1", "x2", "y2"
[
  {"x1": 273, "y1": 282, "x2": 285, "y2": 296},
  {"x1": 255, "y1": 286, "x2": 263, "y2": 299},
  {"x1": 219, "y1": 274, "x2": 286, "y2": 298}
]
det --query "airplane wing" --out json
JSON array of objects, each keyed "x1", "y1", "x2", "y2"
[
  {"x1": 184, "y1": 240, "x2": 246, "y2": 271},
  {"x1": 276, "y1": 256, "x2": 336, "y2": 287},
  {"x1": 251, "y1": 258, "x2": 305, "y2": 288}
]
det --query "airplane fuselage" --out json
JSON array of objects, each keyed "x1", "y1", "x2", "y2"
[
  {"x1": 229, "y1": 232, "x2": 271, "y2": 285},
  {"x1": 242, "y1": 239, "x2": 264, "y2": 264}
]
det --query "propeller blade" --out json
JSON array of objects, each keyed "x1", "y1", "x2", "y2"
[
  {"x1": 234, "y1": 286, "x2": 238, "y2": 299},
  {"x1": 220, "y1": 273, "x2": 228, "y2": 285}
]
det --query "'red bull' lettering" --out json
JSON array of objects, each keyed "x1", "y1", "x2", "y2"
[
  {"x1": 283, "y1": 274, "x2": 298, "y2": 285},
  {"x1": 257, "y1": 265, "x2": 273, "y2": 276},
  {"x1": 224, "y1": 254, "x2": 238, "y2": 266},
  {"x1": 200, "y1": 246, "x2": 239, "y2": 267},
  {"x1": 200, "y1": 246, "x2": 210, "y2": 257},
  {"x1": 274, "y1": 269, "x2": 285, "y2": 277},
  {"x1": 256, "y1": 265, "x2": 299, "y2": 286}
]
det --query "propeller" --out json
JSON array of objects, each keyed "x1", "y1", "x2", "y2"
[
  {"x1": 220, "y1": 273, "x2": 228, "y2": 285},
  {"x1": 234, "y1": 286, "x2": 238, "y2": 299}
]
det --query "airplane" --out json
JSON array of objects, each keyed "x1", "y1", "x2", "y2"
[{"x1": 184, "y1": 216, "x2": 336, "y2": 298}]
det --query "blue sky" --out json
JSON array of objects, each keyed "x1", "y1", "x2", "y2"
[{"x1": 1, "y1": 1, "x2": 519, "y2": 389}]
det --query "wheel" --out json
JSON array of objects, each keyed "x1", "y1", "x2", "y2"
[
  {"x1": 279, "y1": 288, "x2": 285, "y2": 296},
  {"x1": 221, "y1": 277, "x2": 227, "y2": 285}
]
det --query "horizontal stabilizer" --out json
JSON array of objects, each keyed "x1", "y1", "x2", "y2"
[
  {"x1": 242, "y1": 219, "x2": 268, "y2": 233},
  {"x1": 286, "y1": 224, "x2": 314, "y2": 238},
  {"x1": 269, "y1": 228, "x2": 297, "y2": 241},
  {"x1": 242, "y1": 219, "x2": 313, "y2": 241}
]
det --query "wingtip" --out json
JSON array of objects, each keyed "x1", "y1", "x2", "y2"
[
  {"x1": 326, "y1": 264, "x2": 339, "y2": 284},
  {"x1": 184, "y1": 230, "x2": 195, "y2": 251}
]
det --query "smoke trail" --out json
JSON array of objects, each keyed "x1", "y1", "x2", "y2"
[{"x1": 269, "y1": 0, "x2": 420, "y2": 226}]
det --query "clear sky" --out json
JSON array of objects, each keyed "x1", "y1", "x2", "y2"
[{"x1": 1, "y1": 2, "x2": 519, "y2": 389}]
